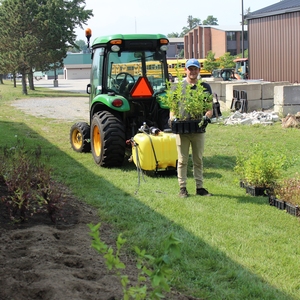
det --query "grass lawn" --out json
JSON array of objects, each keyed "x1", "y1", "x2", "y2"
[{"x1": 1, "y1": 80, "x2": 300, "y2": 299}]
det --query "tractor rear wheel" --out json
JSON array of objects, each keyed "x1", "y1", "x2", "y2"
[
  {"x1": 91, "y1": 111, "x2": 125, "y2": 167},
  {"x1": 70, "y1": 122, "x2": 91, "y2": 153}
]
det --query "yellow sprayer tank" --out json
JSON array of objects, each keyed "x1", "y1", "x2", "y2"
[{"x1": 132, "y1": 132, "x2": 178, "y2": 171}]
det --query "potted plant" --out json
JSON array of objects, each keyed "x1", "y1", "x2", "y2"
[
  {"x1": 271, "y1": 175, "x2": 300, "y2": 216},
  {"x1": 234, "y1": 143, "x2": 290, "y2": 196},
  {"x1": 160, "y1": 75, "x2": 213, "y2": 134}
]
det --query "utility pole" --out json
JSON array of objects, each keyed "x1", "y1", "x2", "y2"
[{"x1": 241, "y1": 0, "x2": 244, "y2": 58}]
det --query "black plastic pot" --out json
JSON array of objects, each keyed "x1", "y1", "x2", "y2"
[
  {"x1": 171, "y1": 120, "x2": 206, "y2": 134},
  {"x1": 285, "y1": 202, "x2": 299, "y2": 217},
  {"x1": 246, "y1": 185, "x2": 266, "y2": 197}
]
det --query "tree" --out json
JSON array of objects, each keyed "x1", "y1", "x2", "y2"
[
  {"x1": 68, "y1": 39, "x2": 88, "y2": 53},
  {"x1": 0, "y1": 0, "x2": 93, "y2": 94},
  {"x1": 203, "y1": 51, "x2": 219, "y2": 72},
  {"x1": 202, "y1": 15, "x2": 218, "y2": 25},
  {"x1": 167, "y1": 32, "x2": 181, "y2": 38},
  {"x1": 217, "y1": 52, "x2": 236, "y2": 69},
  {"x1": 181, "y1": 15, "x2": 201, "y2": 36},
  {"x1": 236, "y1": 49, "x2": 248, "y2": 59},
  {"x1": 241, "y1": 7, "x2": 251, "y2": 25}
]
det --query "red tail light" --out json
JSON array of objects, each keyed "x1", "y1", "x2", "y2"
[{"x1": 112, "y1": 99, "x2": 123, "y2": 107}]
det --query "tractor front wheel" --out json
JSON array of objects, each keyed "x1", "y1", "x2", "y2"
[
  {"x1": 70, "y1": 122, "x2": 91, "y2": 153},
  {"x1": 91, "y1": 111, "x2": 125, "y2": 167}
]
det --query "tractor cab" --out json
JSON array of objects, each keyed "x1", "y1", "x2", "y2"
[{"x1": 233, "y1": 57, "x2": 249, "y2": 79}]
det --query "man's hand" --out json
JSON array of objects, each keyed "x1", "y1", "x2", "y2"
[{"x1": 205, "y1": 110, "x2": 213, "y2": 119}]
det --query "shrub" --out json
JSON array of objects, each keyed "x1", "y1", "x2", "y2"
[
  {"x1": 273, "y1": 175, "x2": 300, "y2": 206},
  {"x1": 0, "y1": 140, "x2": 65, "y2": 222},
  {"x1": 89, "y1": 223, "x2": 182, "y2": 299},
  {"x1": 160, "y1": 74, "x2": 212, "y2": 120},
  {"x1": 234, "y1": 143, "x2": 291, "y2": 188}
]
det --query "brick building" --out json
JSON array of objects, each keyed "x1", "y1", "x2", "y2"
[{"x1": 184, "y1": 25, "x2": 248, "y2": 59}]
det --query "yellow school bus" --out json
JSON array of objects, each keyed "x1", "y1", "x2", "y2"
[
  {"x1": 111, "y1": 61, "x2": 163, "y2": 78},
  {"x1": 167, "y1": 58, "x2": 211, "y2": 78}
]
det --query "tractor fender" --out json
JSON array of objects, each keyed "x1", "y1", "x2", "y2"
[{"x1": 90, "y1": 94, "x2": 130, "y2": 112}]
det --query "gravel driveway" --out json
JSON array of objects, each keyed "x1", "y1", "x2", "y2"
[
  {"x1": 11, "y1": 97, "x2": 89, "y2": 122},
  {"x1": 11, "y1": 79, "x2": 90, "y2": 122}
]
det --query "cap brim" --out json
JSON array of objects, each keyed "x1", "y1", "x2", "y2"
[{"x1": 186, "y1": 64, "x2": 200, "y2": 68}]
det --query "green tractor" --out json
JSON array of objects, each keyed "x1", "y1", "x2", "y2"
[{"x1": 70, "y1": 29, "x2": 170, "y2": 168}]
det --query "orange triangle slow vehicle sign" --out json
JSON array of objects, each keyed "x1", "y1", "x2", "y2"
[{"x1": 130, "y1": 77, "x2": 154, "y2": 98}]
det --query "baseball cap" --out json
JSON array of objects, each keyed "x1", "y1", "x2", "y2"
[{"x1": 186, "y1": 58, "x2": 200, "y2": 69}]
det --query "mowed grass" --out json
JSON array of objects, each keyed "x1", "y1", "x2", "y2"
[{"x1": 1, "y1": 80, "x2": 300, "y2": 299}]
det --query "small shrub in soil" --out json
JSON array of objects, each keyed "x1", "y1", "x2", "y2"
[{"x1": 0, "y1": 140, "x2": 65, "y2": 223}]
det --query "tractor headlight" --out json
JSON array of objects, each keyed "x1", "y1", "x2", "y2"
[
  {"x1": 111, "y1": 45, "x2": 120, "y2": 52},
  {"x1": 160, "y1": 45, "x2": 168, "y2": 51}
]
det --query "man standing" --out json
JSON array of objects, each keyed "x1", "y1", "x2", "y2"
[{"x1": 170, "y1": 58, "x2": 213, "y2": 198}]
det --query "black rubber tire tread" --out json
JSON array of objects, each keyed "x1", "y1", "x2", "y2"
[
  {"x1": 91, "y1": 111, "x2": 125, "y2": 167},
  {"x1": 70, "y1": 122, "x2": 91, "y2": 153}
]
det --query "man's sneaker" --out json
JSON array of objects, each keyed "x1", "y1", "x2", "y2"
[
  {"x1": 196, "y1": 188, "x2": 212, "y2": 196},
  {"x1": 179, "y1": 187, "x2": 188, "y2": 198}
]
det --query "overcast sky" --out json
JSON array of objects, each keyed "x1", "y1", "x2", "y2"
[{"x1": 75, "y1": 0, "x2": 277, "y2": 41}]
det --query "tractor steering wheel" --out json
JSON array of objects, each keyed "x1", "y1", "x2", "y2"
[{"x1": 116, "y1": 72, "x2": 135, "y2": 94}]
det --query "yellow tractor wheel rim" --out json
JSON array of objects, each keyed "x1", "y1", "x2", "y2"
[
  {"x1": 71, "y1": 129, "x2": 83, "y2": 150},
  {"x1": 93, "y1": 125, "x2": 101, "y2": 157}
]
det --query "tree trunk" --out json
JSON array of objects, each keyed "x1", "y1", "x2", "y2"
[
  {"x1": 28, "y1": 70, "x2": 34, "y2": 90},
  {"x1": 21, "y1": 73, "x2": 28, "y2": 95},
  {"x1": 0, "y1": 74, "x2": 3, "y2": 84}
]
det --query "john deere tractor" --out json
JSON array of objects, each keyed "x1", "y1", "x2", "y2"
[{"x1": 70, "y1": 30, "x2": 170, "y2": 167}]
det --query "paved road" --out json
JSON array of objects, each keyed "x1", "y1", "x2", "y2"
[{"x1": 34, "y1": 78, "x2": 90, "y2": 94}]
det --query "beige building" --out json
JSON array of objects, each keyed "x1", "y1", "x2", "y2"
[{"x1": 246, "y1": 0, "x2": 300, "y2": 82}]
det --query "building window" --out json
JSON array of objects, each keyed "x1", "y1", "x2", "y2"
[
  {"x1": 227, "y1": 49, "x2": 237, "y2": 56},
  {"x1": 227, "y1": 32, "x2": 236, "y2": 41},
  {"x1": 240, "y1": 31, "x2": 248, "y2": 41}
]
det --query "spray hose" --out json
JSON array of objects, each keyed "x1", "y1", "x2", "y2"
[
  {"x1": 130, "y1": 129, "x2": 160, "y2": 194},
  {"x1": 130, "y1": 138, "x2": 146, "y2": 194}
]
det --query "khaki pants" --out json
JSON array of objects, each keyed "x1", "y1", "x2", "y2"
[{"x1": 175, "y1": 133, "x2": 205, "y2": 189}]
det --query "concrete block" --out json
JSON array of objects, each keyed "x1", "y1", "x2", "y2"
[
  {"x1": 225, "y1": 83, "x2": 262, "y2": 103},
  {"x1": 240, "y1": 118, "x2": 252, "y2": 125},
  {"x1": 274, "y1": 85, "x2": 300, "y2": 105},
  {"x1": 261, "y1": 82, "x2": 290, "y2": 100},
  {"x1": 226, "y1": 98, "x2": 274, "y2": 112},
  {"x1": 207, "y1": 82, "x2": 222, "y2": 98},
  {"x1": 274, "y1": 104, "x2": 300, "y2": 117},
  {"x1": 203, "y1": 77, "x2": 223, "y2": 82},
  {"x1": 261, "y1": 99, "x2": 274, "y2": 110},
  {"x1": 223, "y1": 81, "x2": 243, "y2": 100},
  {"x1": 246, "y1": 99, "x2": 263, "y2": 112}
]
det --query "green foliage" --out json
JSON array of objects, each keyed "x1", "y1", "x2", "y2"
[
  {"x1": 234, "y1": 143, "x2": 292, "y2": 188},
  {"x1": 203, "y1": 51, "x2": 220, "y2": 72},
  {"x1": 181, "y1": 15, "x2": 201, "y2": 36},
  {"x1": 167, "y1": 14, "x2": 218, "y2": 37},
  {"x1": 218, "y1": 52, "x2": 236, "y2": 69},
  {"x1": 202, "y1": 15, "x2": 218, "y2": 25},
  {"x1": 0, "y1": 140, "x2": 65, "y2": 222},
  {"x1": 0, "y1": 0, "x2": 93, "y2": 94},
  {"x1": 88, "y1": 223, "x2": 182, "y2": 299},
  {"x1": 167, "y1": 32, "x2": 181, "y2": 38},
  {"x1": 160, "y1": 78, "x2": 213, "y2": 120},
  {"x1": 69, "y1": 39, "x2": 88, "y2": 53},
  {"x1": 235, "y1": 49, "x2": 248, "y2": 59}
]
